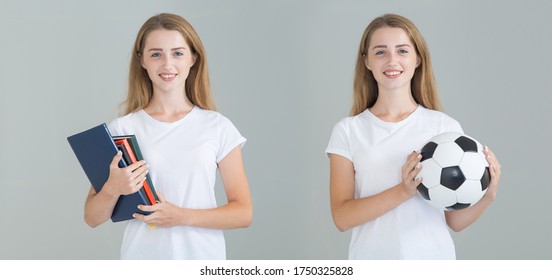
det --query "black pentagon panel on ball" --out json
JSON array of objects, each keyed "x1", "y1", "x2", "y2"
[
  {"x1": 440, "y1": 166, "x2": 466, "y2": 190},
  {"x1": 480, "y1": 167, "x2": 491, "y2": 191},
  {"x1": 420, "y1": 142, "x2": 438, "y2": 162},
  {"x1": 455, "y1": 136, "x2": 478, "y2": 153},
  {"x1": 446, "y1": 202, "x2": 471, "y2": 211},
  {"x1": 417, "y1": 184, "x2": 430, "y2": 200}
]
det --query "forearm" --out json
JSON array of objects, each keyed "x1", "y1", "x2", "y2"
[
  {"x1": 332, "y1": 183, "x2": 412, "y2": 232},
  {"x1": 84, "y1": 187, "x2": 119, "y2": 228},
  {"x1": 445, "y1": 194, "x2": 494, "y2": 232},
  {"x1": 178, "y1": 200, "x2": 252, "y2": 230}
]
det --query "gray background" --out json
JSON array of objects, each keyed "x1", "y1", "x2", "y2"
[{"x1": 1, "y1": 0, "x2": 550, "y2": 260}]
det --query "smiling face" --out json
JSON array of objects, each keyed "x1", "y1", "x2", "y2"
[
  {"x1": 365, "y1": 27, "x2": 420, "y2": 93},
  {"x1": 141, "y1": 29, "x2": 196, "y2": 95}
]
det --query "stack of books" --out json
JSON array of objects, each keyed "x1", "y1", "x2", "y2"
[{"x1": 67, "y1": 123, "x2": 159, "y2": 222}]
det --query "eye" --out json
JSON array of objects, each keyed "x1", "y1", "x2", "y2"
[
  {"x1": 398, "y1": 49, "x2": 409, "y2": 54},
  {"x1": 150, "y1": 52, "x2": 161, "y2": 58},
  {"x1": 174, "y1": 51, "x2": 184, "y2": 57},
  {"x1": 375, "y1": 50, "x2": 385, "y2": 56}
]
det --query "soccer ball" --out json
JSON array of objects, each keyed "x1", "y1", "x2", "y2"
[{"x1": 416, "y1": 132, "x2": 491, "y2": 211}]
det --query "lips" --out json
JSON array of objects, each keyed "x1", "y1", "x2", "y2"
[
  {"x1": 159, "y1": 73, "x2": 177, "y2": 81},
  {"x1": 383, "y1": 70, "x2": 402, "y2": 77}
]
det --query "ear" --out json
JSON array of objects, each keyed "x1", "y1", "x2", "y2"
[
  {"x1": 416, "y1": 55, "x2": 421, "y2": 68},
  {"x1": 138, "y1": 55, "x2": 146, "y2": 69},
  {"x1": 191, "y1": 53, "x2": 197, "y2": 67},
  {"x1": 138, "y1": 53, "x2": 146, "y2": 69},
  {"x1": 363, "y1": 54, "x2": 371, "y2": 71}
]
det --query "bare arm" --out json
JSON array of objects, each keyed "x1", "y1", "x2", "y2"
[
  {"x1": 445, "y1": 146, "x2": 501, "y2": 232},
  {"x1": 84, "y1": 151, "x2": 148, "y2": 227},
  {"x1": 135, "y1": 146, "x2": 252, "y2": 229},
  {"x1": 329, "y1": 151, "x2": 422, "y2": 232}
]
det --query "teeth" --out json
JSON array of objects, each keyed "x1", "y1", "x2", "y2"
[
  {"x1": 160, "y1": 74, "x2": 176, "y2": 79},
  {"x1": 384, "y1": 71, "x2": 401, "y2": 76}
]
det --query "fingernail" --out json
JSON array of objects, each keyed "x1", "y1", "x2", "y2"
[
  {"x1": 132, "y1": 213, "x2": 136, "y2": 218},
  {"x1": 417, "y1": 154, "x2": 422, "y2": 159}
]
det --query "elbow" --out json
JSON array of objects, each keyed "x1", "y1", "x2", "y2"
[
  {"x1": 239, "y1": 204, "x2": 253, "y2": 228},
  {"x1": 239, "y1": 211, "x2": 252, "y2": 228},
  {"x1": 84, "y1": 216, "x2": 100, "y2": 228},
  {"x1": 242, "y1": 214, "x2": 252, "y2": 228},
  {"x1": 449, "y1": 225, "x2": 467, "y2": 233},
  {"x1": 332, "y1": 215, "x2": 352, "y2": 232},
  {"x1": 447, "y1": 221, "x2": 466, "y2": 233},
  {"x1": 336, "y1": 224, "x2": 349, "y2": 233},
  {"x1": 331, "y1": 202, "x2": 356, "y2": 232},
  {"x1": 449, "y1": 226, "x2": 464, "y2": 233},
  {"x1": 84, "y1": 211, "x2": 104, "y2": 228}
]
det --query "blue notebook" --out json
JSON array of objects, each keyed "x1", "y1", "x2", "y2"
[{"x1": 67, "y1": 123, "x2": 150, "y2": 222}]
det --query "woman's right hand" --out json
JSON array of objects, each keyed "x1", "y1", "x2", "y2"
[
  {"x1": 400, "y1": 151, "x2": 423, "y2": 197},
  {"x1": 102, "y1": 151, "x2": 148, "y2": 197}
]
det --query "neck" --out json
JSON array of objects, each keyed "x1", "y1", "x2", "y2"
[
  {"x1": 370, "y1": 88, "x2": 418, "y2": 122},
  {"x1": 144, "y1": 89, "x2": 195, "y2": 122}
]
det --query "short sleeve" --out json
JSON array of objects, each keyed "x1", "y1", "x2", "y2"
[
  {"x1": 440, "y1": 114, "x2": 464, "y2": 135},
  {"x1": 325, "y1": 120, "x2": 353, "y2": 162},
  {"x1": 216, "y1": 115, "x2": 246, "y2": 163},
  {"x1": 106, "y1": 118, "x2": 121, "y2": 136}
]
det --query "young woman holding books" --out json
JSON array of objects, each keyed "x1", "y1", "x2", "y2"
[{"x1": 83, "y1": 13, "x2": 252, "y2": 259}]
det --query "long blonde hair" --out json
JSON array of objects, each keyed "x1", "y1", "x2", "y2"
[
  {"x1": 123, "y1": 13, "x2": 215, "y2": 115},
  {"x1": 351, "y1": 14, "x2": 441, "y2": 116}
]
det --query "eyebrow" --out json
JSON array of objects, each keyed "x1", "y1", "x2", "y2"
[
  {"x1": 147, "y1": 47, "x2": 186, "y2": 52},
  {"x1": 372, "y1": 44, "x2": 412, "y2": 49}
]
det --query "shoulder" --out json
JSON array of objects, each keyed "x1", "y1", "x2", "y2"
[
  {"x1": 332, "y1": 110, "x2": 370, "y2": 132},
  {"x1": 418, "y1": 107, "x2": 463, "y2": 133},
  {"x1": 335, "y1": 110, "x2": 370, "y2": 129},
  {"x1": 107, "y1": 111, "x2": 142, "y2": 134},
  {"x1": 192, "y1": 107, "x2": 241, "y2": 135},
  {"x1": 193, "y1": 107, "x2": 233, "y2": 125}
]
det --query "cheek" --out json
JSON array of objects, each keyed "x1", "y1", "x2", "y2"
[
  {"x1": 186, "y1": 57, "x2": 196, "y2": 68},
  {"x1": 146, "y1": 70, "x2": 157, "y2": 80},
  {"x1": 142, "y1": 65, "x2": 155, "y2": 77}
]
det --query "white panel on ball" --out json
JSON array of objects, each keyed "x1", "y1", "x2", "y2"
[
  {"x1": 432, "y1": 142, "x2": 464, "y2": 168},
  {"x1": 428, "y1": 186, "x2": 457, "y2": 209},
  {"x1": 429, "y1": 132, "x2": 462, "y2": 144},
  {"x1": 417, "y1": 159, "x2": 442, "y2": 188},
  {"x1": 456, "y1": 180, "x2": 486, "y2": 204},
  {"x1": 459, "y1": 153, "x2": 487, "y2": 179}
]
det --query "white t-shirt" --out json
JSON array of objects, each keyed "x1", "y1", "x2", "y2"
[
  {"x1": 326, "y1": 105, "x2": 463, "y2": 260},
  {"x1": 107, "y1": 106, "x2": 246, "y2": 260}
]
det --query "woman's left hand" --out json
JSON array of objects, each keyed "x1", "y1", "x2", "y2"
[
  {"x1": 483, "y1": 146, "x2": 501, "y2": 200},
  {"x1": 134, "y1": 194, "x2": 183, "y2": 228}
]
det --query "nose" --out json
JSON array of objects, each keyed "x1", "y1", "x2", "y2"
[
  {"x1": 161, "y1": 53, "x2": 173, "y2": 67},
  {"x1": 387, "y1": 52, "x2": 399, "y2": 67},
  {"x1": 162, "y1": 55, "x2": 170, "y2": 64}
]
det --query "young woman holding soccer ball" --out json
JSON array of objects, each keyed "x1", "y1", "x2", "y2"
[{"x1": 326, "y1": 14, "x2": 501, "y2": 259}]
